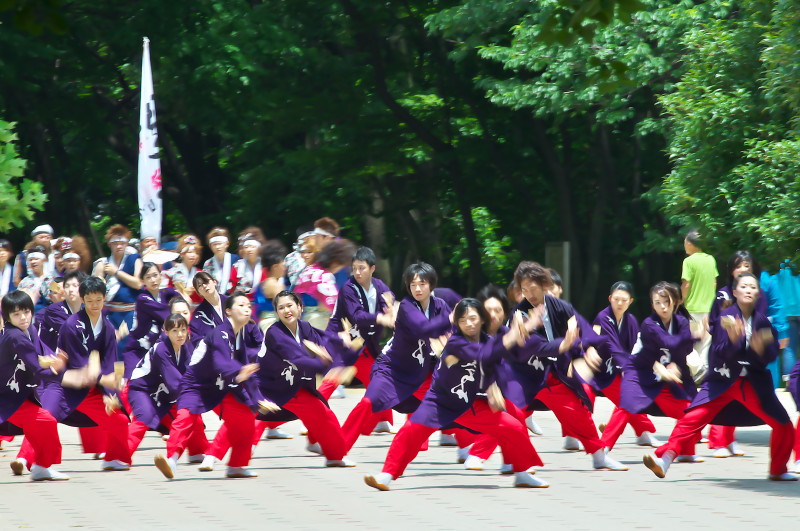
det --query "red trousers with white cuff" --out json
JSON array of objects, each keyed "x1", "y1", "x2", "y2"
[
  {"x1": 169, "y1": 394, "x2": 255, "y2": 467},
  {"x1": 382, "y1": 399, "x2": 542, "y2": 479},
  {"x1": 127, "y1": 406, "x2": 208, "y2": 456},
  {"x1": 654, "y1": 379, "x2": 793, "y2": 476},
  {"x1": 602, "y1": 386, "x2": 692, "y2": 453},
  {"x1": 468, "y1": 399, "x2": 528, "y2": 460},
  {"x1": 571, "y1": 378, "x2": 656, "y2": 441},
  {"x1": 210, "y1": 388, "x2": 349, "y2": 461},
  {"x1": 342, "y1": 375, "x2": 431, "y2": 453},
  {"x1": 20, "y1": 388, "x2": 132, "y2": 465},
  {"x1": 9, "y1": 400, "x2": 62, "y2": 469}
]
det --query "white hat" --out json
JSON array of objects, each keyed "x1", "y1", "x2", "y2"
[{"x1": 31, "y1": 224, "x2": 54, "y2": 237}]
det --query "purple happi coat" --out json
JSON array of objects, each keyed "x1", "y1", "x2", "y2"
[
  {"x1": 128, "y1": 333, "x2": 193, "y2": 431},
  {"x1": 708, "y1": 285, "x2": 768, "y2": 339},
  {"x1": 410, "y1": 331, "x2": 506, "y2": 429},
  {"x1": 38, "y1": 310, "x2": 118, "y2": 424},
  {"x1": 588, "y1": 306, "x2": 640, "y2": 391},
  {"x1": 177, "y1": 318, "x2": 262, "y2": 414},
  {"x1": 691, "y1": 304, "x2": 788, "y2": 426},
  {"x1": 121, "y1": 288, "x2": 179, "y2": 379},
  {"x1": 619, "y1": 313, "x2": 696, "y2": 416},
  {"x1": 326, "y1": 276, "x2": 393, "y2": 361},
  {"x1": 364, "y1": 296, "x2": 453, "y2": 413},
  {"x1": 36, "y1": 300, "x2": 76, "y2": 351},
  {"x1": 0, "y1": 326, "x2": 52, "y2": 434},
  {"x1": 497, "y1": 295, "x2": 601, "y2": 412},
  {"x1": 189, "y1": 295, "x2": 228, "y2": 346},
  {"x1": 257, "y1": 320, "x2": 350, "y2": 408}
]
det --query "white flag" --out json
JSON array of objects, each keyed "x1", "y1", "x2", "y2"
[{"x1": 137, "y1": 37, "x2": 162, "y2": 243}]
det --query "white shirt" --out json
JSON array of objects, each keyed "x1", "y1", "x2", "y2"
[
  {"x1": 365, "y1": 282, "x2": 377, "y2": 314},
  {"x1": 90, "y1": 315, "x2": 103, "y2": 339}
]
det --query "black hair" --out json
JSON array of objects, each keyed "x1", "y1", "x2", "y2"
[
  {"x1": 0, "y1": 239, "x2": 13, "y2": 254},
  {"x1": 732, "y1": 272, "x2": 759, "y2": 291},
  {"x1": 726, "y1": 250, "x2": 761, "y2": 289},
  {"x1": 63, "y1": 270, "x2": 87, "y2": 286},
  {"x1": 403, "y1": 262, "x2": 438, "y2": 295},
  {"x1": 610, "y1": 281, "x2": 635, "y2": 297},
  {"x1": 260, "y1": 240, "x2": 288, "y2": 269},
  {"x1": 1, "y1": 290, "x2": 34, "y2": 323},
  {"x1": 51, "y1": 276, "x2": 64, "y2": 286},
  {"x1": 454, "y1": 298, "x2": 489, "y2": 334},
  {"x1": 140, "y1": 262, "x2": 160, "y2": 280},
  {"x1": 192, "y1": 271, "x2": 215, "y2": 292},
  {"x1": 685, "y1": 228, "x2": 703, "y2": 249},
  {"x1": 272, "y1": 289, "x2": 302, "y2": 309},
  {"x1": 169, "y1": 296, "x2": 190, "y2": 312},
  {"x1": 548, "y1": 268, "x2": 563, "y2": 288},
  {"x1": 164, "y1": 313, "x2": 188, "y2": 331},
  {"x1": 649, "y1": 281, "x2": 680, "y2": 315},
  {"x1": 476, "y1": 284, "x2": 509, "y2": 318},
  {"x1": 352, "y1": 246, "x2": 377, "y2": 267},
  {"x1": 226, "y1": 291, "x2": 250, "y2": 310},
  {"x1": 80, "y1": 276, "x2": 106, "y2": 298}
]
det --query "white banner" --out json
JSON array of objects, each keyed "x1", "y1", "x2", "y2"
[{"x1": 137, "y1": 37, "x2": 162, "y2": 243}]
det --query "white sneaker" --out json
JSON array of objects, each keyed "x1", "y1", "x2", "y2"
[
  {"x1": 325, "y1": 458, "x2": 357, "y2": 467},
  {"x1": 198, "y1": 455, "x2": 217, "y2": 472},
  {"x1": 102, "y1": 459, "x2": 130, "y2": 471},
  {"x1": 226, "y1": 466, "x2": 258, "y2": 478},
  {"x1": 642, "y1": 453, "x2": 668, "y2": 478},
  {"x1": 675, "y1": 454, "x2": 705, "y2": 463},
  {"x1": 298, "y1": 423, "x2": 308, "y2": 436},
  {"x1": 364, "y1": 472, "x2": 392, "y2": 491},
  {"x1": 30, "y1": 464, "x2": 70, "y2": 481},
  {"x1": 439, "y1": 433, "x2": 458, "y2": 447},
  {"x1": 514, "y1": 471, "x2": 549, "y2": 488},
  {"x1": 728, "y1": 441, "x2": 745, "y2": 456},
  {"x1": 331, "y1": 384, "x2": 347, "y2": 399},
  {"x1": 635, "y1": 432, "x2": 660, "y2": 447},
  {"x1": 154, "y1": 454, "x2": 176, "y2": 479},
  {"x1": 768, "y1": 472, "x2": 800, "y2": 481},
  {"x1": 306, "y1": 442, "x2": 323, "y2": 455},
  {"x1": 187, "y1": 453, "x2": 205, "y2": 464},
  {"x1": 456, "y1": 446, "x2": 471, "y2": 464},
  {"x1": 499, "y1": 463, "x2": 514, "y2": 475},
  {"x1": 793, "y1": 460, "x2": 800, "y2": 474},
  {"x1": 266, "y1": 428, "x2": 293, "y2": 439},
  {"x1": 10, "y1": 458, "x2": 27, "y2": 476},
  {"x1": 563, "y1": 436, "x2": 583, "y2": 451},
  {"x1": 526, "y1": 416, "x2": 544, "y2": 436},
  {"x1": 463, "y1": 455, "x2": 484, "y2": 471},
  {"x1": 373, "y1": 421, "x2": 395, "y2": 434},
  {"x1": 592, "y1": 450, "x2": 628, "y2": 471},
  {"x1": 712, "y1": 447, "x2": 732, "y2": 458},
  {"x1": 93, "y1": 453, "x2": 106, "y2": 460}
]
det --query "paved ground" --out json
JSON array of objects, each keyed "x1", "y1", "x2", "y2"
[{"x1": 0, "y1": 389, "x2": 798, "y2": 530}]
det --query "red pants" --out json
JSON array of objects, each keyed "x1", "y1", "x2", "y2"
[
  {"x1": 533, "y1": 375, "x2": 604, "y2": 454},
  {"x1": 469, "y1": 400, "x2": 528, "y2": 460},
  {"x1": 74, "y1": 388, "x2": 132, "y2": 463},
  {"x1": 169, "y1": 396, "x2": 254, "y2": 467},
  {"x1": 707, "y1": 425, "x2": 736, "y2": 449},
  {"x1": 78, "y1": 427, "x2": 108, "y2": 454},
  {"x1": 212, "y1": 389, "x2": 347, "y2": 461},
  {"x1": 352, "y1": 352, "x2": 393, "y2": 425},
  {"x1": 581, "y1": 378, "x2": 655, "y2": 440},
  {"x1": 128, "y1": 407, "x2": 208, "y2": 456},
  {"x1": 342, "y1": 376, "x2": 431, "y2": 453},
  {"x1": 382, "y1": 400, "x2": 542, "y2": 479},
  {"x1": 9, "y1": 401, "x2": 61, "y2": 468},
  {"x1": 655, "y1": 379, "x2": 793, "y2": 475},
  {"x1": 602, "y1": 386, "x2": 690, "y2": 452}
]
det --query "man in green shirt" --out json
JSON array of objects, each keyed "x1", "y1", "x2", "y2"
[{"x1": 680, "y1": 229, "x2": 718, "y2": 378}]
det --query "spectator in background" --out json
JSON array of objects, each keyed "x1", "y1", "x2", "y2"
[{"x1": 680, "y1": 229, "x2": 718, "y2": 374}]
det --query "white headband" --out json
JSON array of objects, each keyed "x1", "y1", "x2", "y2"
[
  {"x1": 27, "y1": 252, "x2": 46, "y2": 260},
  {"x1": 31, "y1": 224, "x2": 54, "y2": 237},
  {"x1": 108, "y1": 236, "x2": 129, "y2": 243},
  {"x1": 313, "y1": 227, "x2": 335, "y2": 238},
  {"x1": 209, "y1": 236, "x2": 228, "y2": 244},
  {"x1": 63, "y1": 252, "x2": 80, "y2": 260},
  {"x1": 242, "y1": 239, "x2": 261, "y2": 248}
]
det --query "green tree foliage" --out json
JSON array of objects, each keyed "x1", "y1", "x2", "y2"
[
  {"x1": 659, "y1": 0, "x2": 800, "y2": 265},
  {"x1": 0, "y1": 120, "x2": 47, "y2": 231}
]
